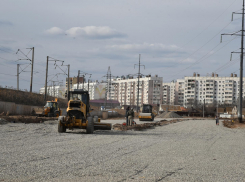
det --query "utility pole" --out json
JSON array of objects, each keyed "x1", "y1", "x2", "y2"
[
  {"x1": 203, "y1": 99, "x2": 205, "y2": 118},
  {"x1": 134, "y1": 54, "x2": 145, "y2": 113},
  {"x1": 77, "y1": 70, "x2": 80, "y2": 89},
  {"x1": 52, "y1": 81, "x2": 55, "y2": 97},
  {"x1": 16, "y1": 47, "x2": 34, "y2": 93},
  {"x1": 63, "y1": 64, "x2": 70, "y2": 100},
  {"x1": 221, "y1": 0, "x2": 244, "y2": 123},
  {"x1": 17, "y1": 64, "x2": 19, "y2": 90},
  {"x1": 104, "y1": 67, "x2": 112, "y2": 109},
  {"x1": 83, "y1": 75, "x2": 85, "y2": 89},
  {"x1": 44, "y1": 56, "x2": 49, "y2": 101},
  {"x1": 240, "y1": 0, "x2": 245, "y2": 123},
  {"x1": 30, "y1": 47, "x2": 34, "y2": 93},
  {"x1": 77, "y1": 70, "x2": 91, "y2": 91},
  {"x1": 45, "y1": 57, "x2": 65, "y2": 101},
  {"x1": 88, "y1": 79, "x2": 90, "y2": 93}
]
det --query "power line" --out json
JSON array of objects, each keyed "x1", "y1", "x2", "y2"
[
  {"x1": 164, "y1": 36, "x2": 238, "y2": 81},
  {"x1": 176, "y1": 0, "x2": 238, "y2": 51}
]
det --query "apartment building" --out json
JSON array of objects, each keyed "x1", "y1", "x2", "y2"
[
  {"x1": 110, "y1": 75, "x2": 163, "y2": 106},
  {"x1": 163, "y1": 73, "x2": 243, "y2": 107},
  {"x1": 39, "y1": 85, "x2": 66, "y2": 99},
  {"x1": 72, "y1": 81, "x2": 107, "y2": 100}
]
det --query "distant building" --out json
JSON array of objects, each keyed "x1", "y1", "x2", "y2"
[
  {"x1": 110, "y1": 75, "x2": 163, "y2": 106},
  {"x1": 163, "y1": 73, "x2": 242, "y2": 107},
  {"x1": 72, "y1": 81, "x2": 107, "y2": 100},
  {"x1": 39, "y1": 85, "x2": 66, "y2": 99}
]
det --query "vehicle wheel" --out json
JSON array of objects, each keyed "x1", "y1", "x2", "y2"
[
  {"x1": 86, "y1": 117, "x2": 94, "y2": 134},
  {"x1": 58, "y1": 117, "x2": 66, "y2": 133}
]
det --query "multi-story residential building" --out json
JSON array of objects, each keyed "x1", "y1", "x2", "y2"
[
  {"x1": 175, "y1": 79, "x2": 185, "y2": 105},
  {"x1": 40, "y1": 85, "x2": 66, "y2": 99},
  {"x1": 72, "y1": 81, "x2": 107, "y2": 100},
  {"x1": 163, "y1": 72, "x2": 244, "y2": 107},
  {"x1": 110, "y1": 75, "x2": 163, "y2": 106},
  {"x1": 66, "y1": 77, "x2": 85, "y2": 92}
]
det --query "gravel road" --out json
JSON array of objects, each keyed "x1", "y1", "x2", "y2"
[{"x1": 1, "y1": 118, "x2": 245, "y2": 182}]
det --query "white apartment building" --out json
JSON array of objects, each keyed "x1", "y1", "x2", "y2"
[
  {"x1": 110, "y1": 75, "x2": 163, "y2": 106},
  {"x1": 39, "y1": 85, "x2": 66, "y2": 99},
  {"x1": 163, "y1": 73, "x2": 244, "y2": 107},
  {"x1": 72, "y1": 81, "x2": 107, "y2": 100},
  {"x1": 162, "y1": 81, "x2": 178, "y2": 105}
]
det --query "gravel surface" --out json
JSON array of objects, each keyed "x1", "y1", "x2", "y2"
[{"x1": 1, "y1": 119, "x2": 245, "y2": 181}]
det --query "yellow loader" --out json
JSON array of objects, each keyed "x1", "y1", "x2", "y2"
[
  {"x1": 42, "y1": 98, "x2": 62, "y2": 117},
  {"x1": 58, "y1": 89, "x2": 111, "y2": 134}
]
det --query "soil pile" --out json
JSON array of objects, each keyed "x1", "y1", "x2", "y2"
[
  {"x1": 157, "y1": 111, "x2": 182, "y2": 118},
  {"x1": 223, "y1": 119, "x2": 245, "y2": 128},
  {"x1": 156, "y1": 111, "x2": 168, "y2": 118}
]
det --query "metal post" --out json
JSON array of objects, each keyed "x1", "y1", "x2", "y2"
[
  {"x1": 44, "y1": 56, "x2": 48, "y2": 101},
  {"x1": 88, "y1": 79, "x2": 90, "y2": 93},
  {"x1": 30, "y1": 47, "x2": 34, "y2": 93},
  {"x1": 17, "y1": 64, "x2": 19, "y2": 90},
  {"x1": 239, "y1": 0, "x2": 244, "y2": 123},
  {"x1": 83, "y1": 75, "x2": 85, "y2": 90},
  {"x1": 203, "y1": 99, "x2": 205, "y2": 118},
  {"x1": 67, "y1": 64, "x2": 70, "y2": 101},
  {"x1": 77, "y1": 70, "x2": 80, "y2": 89},
  {"x1": 137, "y1": 54, "x2": 140, "y2": 113},
  {"x1": 217, "y1": 101, "x2": 218, "y2": 117}
]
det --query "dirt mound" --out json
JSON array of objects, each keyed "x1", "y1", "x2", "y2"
[
  {"x1": 157, "y1": 111, "x2": 182, "y2": 118},
  {"x1": 156, "y1": 111, "x2": 168, "y2": 118},
  {"x1": 113, "y1": 119, "x2": 183, "y2": 131},
  {"x1": 223, "y1": 119, "x2": 245, "y2": 128},
  {"x1": 163, "y1": 111, "x2": 182, "y2": 118}
]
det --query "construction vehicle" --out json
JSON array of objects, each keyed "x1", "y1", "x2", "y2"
[
  {"x1": 58, "y1": 89, "x2": 111, "y2": 134},
  {"x1": 139, "y1": 104, "x2": 156, "y2": 121},
  {"x1": 42, "y1": 98, "x2": 62, "y2": 117}
]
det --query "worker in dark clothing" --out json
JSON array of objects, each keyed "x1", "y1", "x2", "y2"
[
  {"x1": 125, "y1": 106, "x2": 130, "y2": 126},
  {"x1": 215, "y1": 115, "x2": 219, "y2": 125},
  {"x1": 127, "y1": 108, "x2": 134, "y2": 126}
]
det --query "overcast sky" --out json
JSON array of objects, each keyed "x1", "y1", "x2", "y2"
[{"x1": 0, "y1": 0, "x2": 244, "y2": 92}]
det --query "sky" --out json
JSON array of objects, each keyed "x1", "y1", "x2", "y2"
[{"x1": 0, "y1": 0, "x2": 244, "y2": 92}]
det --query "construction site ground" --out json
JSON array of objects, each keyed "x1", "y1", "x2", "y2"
[{"x1": 1, "y1": 117, "x2": 245, "y2": 181}]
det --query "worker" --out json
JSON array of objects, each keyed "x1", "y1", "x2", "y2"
[
  {"x1": 127, "y1": 108, "x2": 134, "y2": 126},
  {"x1": 215, "y1": 115, "x2": 219, "y2": 126},
  {"x1": 125, "y1": 106, "x2": 130, "y2": 126}
]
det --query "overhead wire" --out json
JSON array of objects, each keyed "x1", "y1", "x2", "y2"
[
  {"x1": 164, "y1": 36, "x2": 239, "y2": 81},
  {"x1": 175, "y1": 0, "x2": 238, "y2": 51}
]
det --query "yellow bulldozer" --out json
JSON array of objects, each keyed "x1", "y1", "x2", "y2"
[
  {"x1": 42, "y1": 98, "x2": 62, "y2": 117},
  {"x1": 138, "y1": 104, "x2": 157, "y2": 121},
  {"x1": 58, "y1": 89, "x2": 111, "y2": 134}
]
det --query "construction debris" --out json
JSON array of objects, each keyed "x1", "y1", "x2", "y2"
[
  {"x1": 223, "y1": 119, "x2": 245, "y2": 128},
  {"x1": 113, "y1": 119, "x2": 183, "y2": 131}
]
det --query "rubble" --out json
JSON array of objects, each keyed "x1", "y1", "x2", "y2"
[{"x1": 113, "y1": 119, "x2": 183, "y2": 131}]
